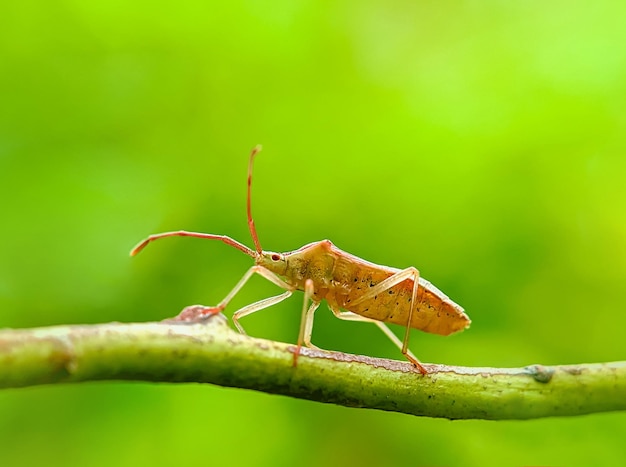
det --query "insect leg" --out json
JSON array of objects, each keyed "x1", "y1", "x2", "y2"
[
  {"x1": 349, "y1": 267, "x2": 420, "y2": 352},
  {"x1": 350, "y1": 267, "x2": 420, "y2": 309},
  {"x1": 298, "y1": 280, "x2": 321, "y2": 348},
  {"x1": 328, "y1": 306, "x2": 427, "y2": 374},
  {"x1": 231, "y1": 290, "x2": 293, "y2": 335},
  {"x1": 293, "y1": 279, "x2": 321, "y2": 366},
  {"x1": 207, "y1": 265, "x2": 295, "y2": 334},
  {"x1": 347, "y1": 267, "x2": 423, "y2": 371},
  {"x1": 302, "y1": 302, "x2": 321, "y2": 349}
]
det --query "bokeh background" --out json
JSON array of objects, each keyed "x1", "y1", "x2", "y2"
[{"x1": 1, "y1": 1, "x2": 626, "y2": 465}]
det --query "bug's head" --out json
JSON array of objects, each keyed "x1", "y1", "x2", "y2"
[{"x1": 257, "y1": 251, "x2": 288, "y2": 276}]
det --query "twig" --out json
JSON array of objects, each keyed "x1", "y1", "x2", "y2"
[{"x1": 0, "y1": 313, "x2": 624, "y2": 420}]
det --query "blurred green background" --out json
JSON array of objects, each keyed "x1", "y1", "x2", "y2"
[{"x1": 1, "y1": 1, "x2": 625, "y2": 465}]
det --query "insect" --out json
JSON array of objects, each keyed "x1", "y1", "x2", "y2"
[{"x1": 131, "y1": 146, "x2": 470, "y2": 374}]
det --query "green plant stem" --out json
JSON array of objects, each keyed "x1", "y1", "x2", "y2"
[{"x1": 0, "y1": 315, "x2": 624, "y2": 420}]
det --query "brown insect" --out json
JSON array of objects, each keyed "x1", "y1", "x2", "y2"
[{"x1": 131, "y1": 146, "x2": 470, "y2": 374}]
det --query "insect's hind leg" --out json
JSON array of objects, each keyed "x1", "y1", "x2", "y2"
[
  {"x1": 349, "y1": 266, "x2": 421, "y2": 356},
  {"x1": 328, "y1": 306, "x2": 427, "y2": 375}
]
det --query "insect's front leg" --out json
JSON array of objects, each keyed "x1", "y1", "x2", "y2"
[
  {"x1": 231, "y1": 290, "x2": 293, "y2": 335},
  {"x1": 190, "y1": 265, "x2": 294, "y2": 332},
  {"x1": 228, "y1": 265, "x2": 296, "y2": 334}
]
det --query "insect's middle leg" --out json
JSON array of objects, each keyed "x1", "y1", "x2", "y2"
[{"x1": 293, "y1": 279, "x2": 321, "y2": 366}]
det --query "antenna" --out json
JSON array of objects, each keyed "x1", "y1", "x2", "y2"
[
  {"x1": 247, "y1": 145, "x2": 263, "y2": 255},
  {"x1": 128, "y1": 147, "x2": 264, "y2": 259}
]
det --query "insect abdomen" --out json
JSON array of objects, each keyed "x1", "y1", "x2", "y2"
[{"x1": 332, "y1": 266, "x2": 469, "y2": 336}]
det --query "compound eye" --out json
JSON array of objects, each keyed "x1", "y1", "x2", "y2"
[{"x1": 271, "y1": 254, "x2": 280, "y2": 261}]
